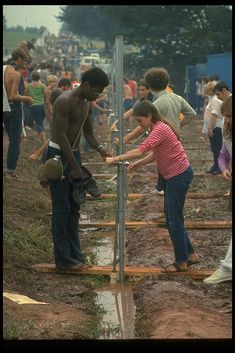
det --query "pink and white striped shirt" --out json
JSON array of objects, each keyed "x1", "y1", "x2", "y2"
[{"x1": 138, "y1": 121, "x2": 190, "y2": 180}]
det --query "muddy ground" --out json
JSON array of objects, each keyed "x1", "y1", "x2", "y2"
[{"x1": 3, "y1": 119, "x2": 232, "y2": 346}]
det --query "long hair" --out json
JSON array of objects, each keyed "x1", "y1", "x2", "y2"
[{"x1": 133, "y1": 100, "x2": 180, "y2": 139}]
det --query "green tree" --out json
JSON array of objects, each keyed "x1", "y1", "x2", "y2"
[
  {"x1": 57, "y1": 5, "x2": 122, "y2": 52},
  {"x1": 57, "y1": 5, "x2": 232, "y2": 93},
  {"x1": 101, "y1": 5, "x2": 232, "y2": 91}
]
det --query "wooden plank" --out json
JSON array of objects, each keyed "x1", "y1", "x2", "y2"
[
  {"x1": 192, "y1": 172, "x2": 223, "y2": 178},
  {"x1": 86, "y1": 193, "x2": 146, "y2": 200},
  {"x1": 31, "y1": 263, "x2": 214, "y2": 280},
  {"x1": 182, "y1": 138, "x2": 210, "y2": 146},
  {"x1": 186, "y1": 191, "x2": 229, "y2": 199},
  {"x1": 183, "y1": 142, "x2": 210, "y2": 147},
  {"x1": 86, "y1": 191, "x2": 229, "y2": 200},
  {"x1": 189, "y1": 159, "x2": 213, "y2": 165},
  {"x1": 83, "y1": 162, "x2": 106, "y2": 166},
  {"x1": 93, "y1": 173, "x2": 115, "y2": 179},
  {"x1": 79, "y1": 220, "x2": 232, "y2": 229},
  {"x1": 185, "y1": 147, "x2": 210, "y2": 150}
]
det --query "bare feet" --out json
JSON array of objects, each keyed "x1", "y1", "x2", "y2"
[
  {"x1": 69, "y1": 263, "x2": 92, "y2": 270},
  {"x1": 56, "y1": 262, "x2": 93, "y2": 271}
]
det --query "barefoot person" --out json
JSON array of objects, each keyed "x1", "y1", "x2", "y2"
[
  {"x1": 44, "y1": 67, "x2": 111, "y2": 271},
  {"x1": 106, "y1": 100, "x2": 200, "y2": 272}
]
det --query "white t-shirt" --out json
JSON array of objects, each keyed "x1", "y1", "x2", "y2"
[{"x1": 202, "y1": 95, "x2": 224, "y2": 134}]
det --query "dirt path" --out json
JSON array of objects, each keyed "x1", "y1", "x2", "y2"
[{"x1": 3, "y1": 119, "x2": 232, "y2": 341}]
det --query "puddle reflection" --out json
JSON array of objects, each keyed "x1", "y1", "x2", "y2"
[{"x1": 96, "y1": 282, "x2": 136, "y2": 339}]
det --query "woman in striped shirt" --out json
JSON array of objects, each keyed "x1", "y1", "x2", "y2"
[{"x1": 106, "y1": 100, "x2": 200, "y2": 272}]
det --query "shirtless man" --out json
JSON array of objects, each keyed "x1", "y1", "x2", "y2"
[
  {"x1": 44, "y1": 67, "x2": 111, "y2": 271},
  {"x1": 123, "y1": 78, "x2": 133, "y2": 112},
  {"x1": 3, "y1": 48, "x2": 34, "y2": 178}
]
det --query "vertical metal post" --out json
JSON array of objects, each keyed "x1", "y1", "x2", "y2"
[{"x1": 115, "y1": 35, "x2": 125, "y2": 283}]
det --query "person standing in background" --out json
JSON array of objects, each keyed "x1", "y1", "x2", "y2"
[
  {"x1": 3, "y1": 48, "x2": 34, "y2": 179},
  {"x1": 26, "y1": 70, "x2": 47, "y2": 143},
  {"x1": 204, "y1": 95, "x2": 232, "y2": 283}
]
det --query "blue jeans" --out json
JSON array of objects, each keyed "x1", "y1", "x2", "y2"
[
  {"x1": 23, "y1": 103, "x2": 34, "y2": 128},
  {"x1": 46, "y1": 146, "x2": 85, "y2": 269},
  {"x1": 30, "y1": 104, "x2": 45, "y2": 132},
  {"x1": 123, "y1": 98, "x2": 133, "y2": 112},
  {"x1": 208, "y1": 127, "x2": 223, "y2": 172},
  {"x1": 163, "y1": 166, "x2": 195, "y2": 263},
  {"x1": 3, "y1": 102, "x2": 22, "y2": 172}
]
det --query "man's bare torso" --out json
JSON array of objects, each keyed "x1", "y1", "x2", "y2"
[
  {"x1": 51, "y1": 90, "x2": 91, "y2": 149},
  {"x1": 4, "y1": 65, "x2": 21, "y2": 101}
]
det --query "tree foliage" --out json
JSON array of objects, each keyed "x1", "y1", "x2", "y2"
[
  {"x1": 57, "y1": 5, "x2": 122, "y2": 49},
  {"x1": 57, "y1": 5, "x2": 232, "y2": 92}
]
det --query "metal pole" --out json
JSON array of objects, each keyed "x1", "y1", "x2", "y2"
[{"x1": 115, "y1": 35, "x2": 125, "y2": 283}]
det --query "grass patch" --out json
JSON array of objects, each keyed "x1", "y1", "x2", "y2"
[
  {"x1": 3, "y1": 220, "x2": 53, "y2": 265},
  {"x1": 3, "y1": 313, "x2": 35, "y2": 340},
  {"x1": 3, "y1": 30, "x2": 40, "y2": 51}
]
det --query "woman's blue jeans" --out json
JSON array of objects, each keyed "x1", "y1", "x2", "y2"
[
  {"x1": 164, "y1": 166, "x2": 195, "y2": 263},
  {"x1": 46, "y1": 146, "x2": 85, "y2": 269}
]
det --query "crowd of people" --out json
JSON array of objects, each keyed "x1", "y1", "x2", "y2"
[{"x1": 3, "y1": 37, "x2": 232, "y2": 282}]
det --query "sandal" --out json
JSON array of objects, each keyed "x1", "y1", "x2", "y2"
[
  {"x1": 161, "y1": 262, "x2": 188, "y2": 273},
  {"x1": 187, "y1": 254, "x2": 202, "y2": 267},
  {"x1": 187, "y1": 259, "x2": 201, "y2": 267}
]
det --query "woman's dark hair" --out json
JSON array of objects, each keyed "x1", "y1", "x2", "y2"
[
  {"x1": 81, "y1": 67, "x2": 109, "y2": 87},
  {"x1": 133, "y1": 100, "x2": 162, "y2": 122},
  {"x1": 138, "y1": 79, "x2": 149, "y2": 89},
  {"x1": 133, "y1": 100, "x2": 180, "y2": 139}
]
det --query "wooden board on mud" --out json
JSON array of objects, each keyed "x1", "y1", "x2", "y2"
[
  {"x1": 32, "y1": 263, "x2": 214, "y2": 280},
  {"x1": 78, "y1": 220, "x2": 232, "y2": 229},
  {"x1": 86, "y1": 191, "x2": 229, "y2": 200}
]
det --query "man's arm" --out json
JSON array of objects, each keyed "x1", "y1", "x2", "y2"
[
  {"x1": 110, "y1": 108, "x2": 135, "y2": 132},
  {"x1": 180, "y1": 97, "x2": 197, "y2": 127},
  {"x1": 83, "y1": 108, "x2": 112, "y2": 159},
  {"x1": 123, "y1": 125, "x2": 146, "y2": 144},
  {"x1": 180, "y1": 115, "x2": 195, "y2": 127},
  {"x1": 83, "y1": 108, "x2": 102, "y2": 150}
]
